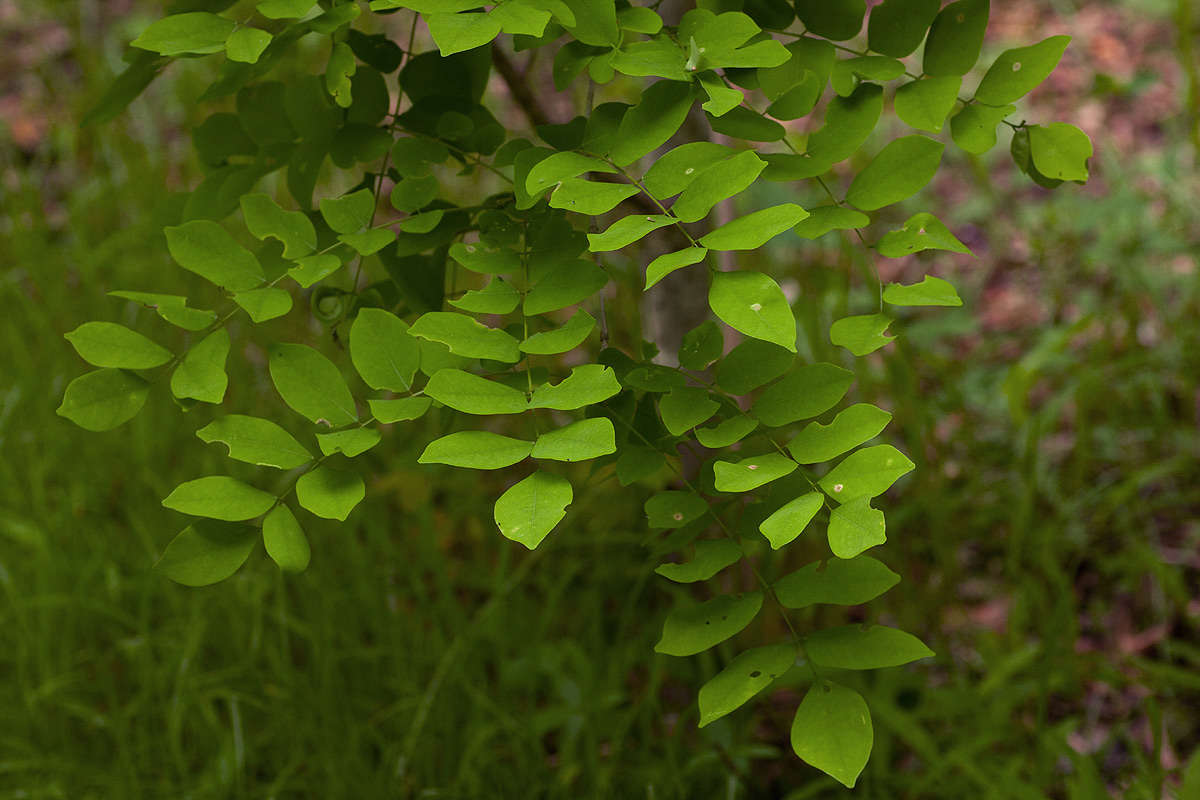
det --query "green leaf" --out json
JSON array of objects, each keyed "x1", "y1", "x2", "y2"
[
  {"x1": 624, "y1": 365, "x2": 687, "y2": 393},
  {"x1": 820, "y1": 444, "x2": 914, "y2": 503},
  {"x1": 643, "y1": 142, "x2": 737, "y2": 200},
  {"x1": 531, "y1": 417, "x2": 616, "y2": 462},
  {"x1": 409, "y1": 312, "x2": 521, "y2": 363},
  {"x1": 493, "y1": 471, "x2": 573, "y2": 549},
  {"x1": 549, "y1": 178, "x2": 639, "y2": 215},
  {"x1": 269, "y1": 343, "x2": 358, "y2": 426},
  {"x1": 319, "y1": 188, "x2": 374, "y2": 234},
  {"x1": 225, "y1": 27, "x2": 272, "y2": 63},
  {"x1": 678, "y1": 320, "x2": 723, "y2": 371},
  {"x1": 56, "y1": 369, "x2": 150, "y2": 431},
  {"x1": 708, "y1": 271, "x2": 795, "y2": 352},
  {"x1": 197, "y1": 415, "x2": 313, "y2": 469},
  {"x1": 793, "y1": 0, "x2": 864, "y2": 40},
  {"x1": 715, "y1": 339, "x2": 793, "y2": 395},
  {"x1": 975, "y1": 36, "x2": 1070, "y2": 105},
  {"x1": 658, "y1": 387, "x2": 719, "y2": 437},
  {"x1": 1029, "y1": 123, "x2": 1092, "y2": 181},
  {"x1": 524, "y1": 259, "x2": 608, "y2": 315},
  {"x1": 882, "y1": 274, "x2": 963, "y2": 307},
  {"x1": 806, "y1": 82, "x2": 884, "y2": 167},
  {"x1": 155, "y1": 520, "x2": 257, "y2": 587},
  {"x1": 520, "y1": 310, "x2": 596, "y2": 355},
  {"x1": 561, "y1": 0, "x2": 618, "y2": 46},
  {"x1": 698, "y1": 643, "x2": 795, "y2": 727},
  {"x1": 655, "y1": 539, "x2": 743, "y2": 583},
  {"x1": 449, "y1": 242, "x2": 522, "y2": 275},
  {"x1": 774, "y1": 556, "x2": 900, "y2": 608},
  {"x1": 759, "y1": 491, "x2": 823, "y2": 549},
  {"x1": 425, "y1": 11, "x2": 502, "y2": 56},
  {"x1": 949, "y1": 102, "x2": 1015, "y2": 154},
  {"x1": 450, "y1": 278, "x2": 521, "y2": 315},
  {"x1": 419, "y1": 431, "x2": 533, "y2": 469},
  {"x1": 876, "y1": 213, "x2": 971, "y2": 258},
  {"x1": 867, "y1": 0, "x2": 940, "y2": 57},
  {"x1": 699, "y1": 203, "x2": 807, "y2": 251},
  {"x1": 788, "y1": 403, "x2": 892, "y2": 464},
  {"x1": 698, "y1": 73, "x2": 743, "y2": 117},
  {"x1": 528, "y1": 364, "x2": 621, "y2": 410},
  {"x1": 165, "y1": 221, "x2": 265, "y2": 291},
  {"x1": 262, "y1": 504, "x2": 310, "y2": 572},
  {"x1": 831, "y1": 55, "x2": 905, "y2": 97},
  {"x1": 713, "y1": 453, "x2": 797, "y2": 492},
  {"x1": 894, "y1": 76, "x2": 961, "y2": 133},
  {"x1": 826, "y1": 497, "x2": 885, "y2": 558},
  {"x1": 654, "y1": 592, "x2": 763, "y2": 656},
  {"x1": 491, "y1": 1, "x2": 553, "y2": 36},
  {"x1": 232, "y1": 287, "x2": 293, "y2": 323},
  {"x1": 368, "y1": 396, "x2": 433, "y2": 423},
  {"x1": 348, "y1": 309, "x2": 421, "y2": 392},
  {"x1": 611, "y1": 79, "x2": 696, "y2": 167},
  {"x1": 671, "y1": 151, "x2": 766, "y2": 223},
  {"x1": 525, "y1": 151, "x2": 617, "y2": 198},
  {"x1": 645, "y1": 490, "x2": 708, "y2": 528},
  {"x1": 618, "y1": 5, "x2": 663, "y2": 33},
  {"x1": 163, "y1": 476, "x2": 276, "y2": 521},
  {"x1": 791, "y1": 682, "x2": 873, "y2": 789},
  {"x1": 64, "y1": 322, "x2": 171, "y2": 369},
  {"x1": 288, "y1": 254, "x2": 344, "y2": 288},
  {"x1": 109, "y1": 291, "x2": 216, "y2": 331},
  {"x1": 132, "y1": 12, "x2": 235, "y2": 56},
  {"x1": 296, "y1": 464, "x2": 365, "y2": 521},
  {"x1": 791, "y1": 206, "x2": 869, "y2": 239},
  {"x1": 171, "y1": 329, "x2": 229, "y2": 404},
  {"x1": 425, "y1": 368, "x2": 528, "y2": 414},
  {"x1": 695, "y1": 415, "x2": 758, "y2": 448},
  {"x1": 923, "y1": 0, "x2": 989, "y2": 77},
  {"x1": 587, "y1": 214, "x2": 675, "y2": 252},
  {"x1": 239, "y1": 194, "x2": 316, "y2": 258},
  {"x1": 753, "y1": 363, "x2": 854, "y2": 427},
  {"x1": 830, "y1": 314, "x2": 894, "y2": 357},
  {"x1": 258, "y1": 0, "x2": 315, "y2": 19},
  {"x1": 845, "y1": 135, "x2": 944, "y2": 211},
  {"x1": 759, "y1": 37, "x2": 834, "y2": 100},
  {"x1": 316, "y1": 428, "x2": 382, "y2": 457},
  {"x1": 806, "y1": 624, "x2": 934, "y2": 669},
  {"x1": 340, "y1": 228, "x2": 396, "y2": 256}
]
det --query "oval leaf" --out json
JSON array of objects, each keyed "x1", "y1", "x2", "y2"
[{"x1": 494, "y1": 471, "x2": 573, "y2": 549}]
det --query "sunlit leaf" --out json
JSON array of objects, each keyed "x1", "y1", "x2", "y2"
[
  {"x1": 494, "y1": 471, "x2": 573, "y2": 548},
  {"x1": 655, "y1": 592, "x2": 763, "y2": 656}
]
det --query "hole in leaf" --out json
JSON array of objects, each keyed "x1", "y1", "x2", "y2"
[
  {"x1": 747, "y1": 464, "x2": 759, "y2": 470},
  {"x1": 832, "y1": 483, "x2": 844, "y2": 493},
  {"x1": 672, "y1": 512, "x2": 683, "y2": 521},
  {"x1": 1012, "y1": 61, "x2": 1022, "y2": 71},
  {"x1": 749, "y1": 670, "x2": 762, "y2": 678},
  {"x1": 749, "y1": 302, "x2": 762, "y2": 311}
]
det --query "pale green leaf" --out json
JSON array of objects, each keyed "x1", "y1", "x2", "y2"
[
  {"x1": 288, "y1": 254, "x2": 344, "y2": 288},
  {"x1": 171, "y1": 329, "x2": 229, "y2": 404},
  {"x1": 450, "y1": 278, "x2": 521, "y2": 315},
  {"x1": 340, "y1": 228, "x2": 396, "y2": 256},
  {"x1": 426, "y1": 11, "x2": 502, "y2": 56},
  {"x1": 233, "y1": 287, "x2": 293, "y2": 323},
  {"x1": 163, "y1": 476, "x2": 276, "y2": 521},
  {"x1": 654, "y1": 592, "x2": 763, "y2": 656},
  {"x1": 269, "y1": 343, "x2": 358, "y2": 426},
  {"x1": 611, "y1": 79, "x2": 695, "y2": 167},
  {"x1": 296, "y1": 464, "x2": 365, "y2": 521},
  {"x1": 409, "y1": 311, "x2": 521, "y2": 363},
  {"x1": 699, "y1": 204, "x2": 807, "y2": 251},
  {"x1": 975, "y1": 36, "x2": 1070, "y2": 105},
  {"x1": 424, "y1": 368, "x2": 528, "y2": 414},
  {"x1": 531, "y1": 417, "x2": 616, "y2": 462},
  {"x1": 316, "y1": 427, "x2": 382, "y2": 457},
  {"x1": 753, "y1": 363, "x2": 854, "y2": 427},
  {"x1": 845, "y1": 135, "x2": 944, "y2": 211},
  {"x1": 645, "y1": 490, "x2": 708, "y2": 528},
  {"x1": 262, "y1": 504, "x2": 310, "y2": 572},
  {"x1": 418, "y1": 431, "x2": 533, "y2": 469},
  {"x1": 56, "y1": 369, "x2": 149, "y2": 431},
  {"x1": 759, "y1": 491, "x2": 823, "y2": 549},
  {"x1": 831, "y1": 55, "x2": 904, "y2": 97},
  {"x1": 882, "y1": 274, "x2": 963, "y2": 307},
  {"x1": 109, "y1": 291, "x2": 216, "y2": 331},
  {"x1": 611, "y1": 38, "x2": 688, "y2": 81},
  {"x1": 524, "y1": 259, "x2": 608, "y2": 315},
  {"x1": 528, "y1": 364, "x2": 621, "y2": 410},
  {"x1": 806, "y1": 624, "x2": 934, "y2": 669},
  {"x1": 826, "y1": 497, "x2": 885, "y2": 558},
  {"x1": 449, "y1": 242, "x2": 522, "y2": 275},
  {"x1": 791, "y1": 682, "x2": 873, "y2": 789},
  {"x1": 349, "y1": 308, "x2": 421, "y2": 392},
  {"x1": 788, "y1": 403, "x2": 892, "y2": 464},
  {"x1": 155, "y1": 520, "x2": 256, "y2": 587},
  {"x1": 319, "y1": 188, "x2": 374, "y2": 234},
  {"x1": 257, "y1": 0, "x2": 315, "y2": 19},
  {"x1": 792, "y1": 205, "x2": 869, "y2": 239},
  {"x1": 132, "y1": 12, "x2": 234, "y2": 56},
  {"x1": 923, "y1": 0, "x2": 989, "y2": 77},
  {"x1": 894, "y1": 76, "x2": 961, "y2": 133},
  {"x1": 240, "y1": 194, "x2": 316, "y2": 257},
  {"x1": 708, "y1": 271, "x2": 796, "y2": 352},
  {"x1": 659, "y1": 386, "x2": 719, "y2": 436},
  {"x1": 671, "y1": 151, "x2": 766, "y2": 223},
  {"x1": 643, "y1": 142, "x2": 736, "y2": 200},
  {"x1": 587, "y1": 214, "x2": 674, "y2": 252},
  {"x1": 713, "y1": 453, "x2": 797, "y2": 492},
  {"x1": 876, "y1": 213, "x2": 971, "y2": 258},
  {"x1": 549, "y1": 178, "x2": 639, "y2": 215},
  {"x1": 698, "y1": 643, "x2": 795, "y2": 727},
  {"x1": 774, "y1": 556, "x2": 900, "y2": 608},
  {"x1": 949, "y1": 102, "x2": 1015, "y2": 154},
  {"x1": 1029, "y1": 122, "x2": 1091, "y2": 182},
  {"x1": 489, "y1": 1, "x2": 552, "y2": 36},
  {"x1": 197, "y1": 415, "x2": 313, "y2": 469},
  {"x1": 165, "y1": 220, "x2": 265, "y2": 291},
  {"x1": 368, "y1": 396, "x2": 433, "y2": 423},
  {"x1": 64, "y1": 322, "x2": 171, "y2": 369},
  {"x1": 820, "y1": 444, "x2": 914, "y2": 502},
  {"x1": 520, "y1": 310, "x2": 596, "y2": 355},
  {"x1": 695, "y1": 415, "x2": 758, "y2": 448},
  {"x1": 655, "y1": 539, "x2": 743, "y2": 583},
  {"x1": 225, "y1": 27, "x2": 272, "y2": 63},
  {"x1": 830, "y1": 314, "x2": 894, "y2": 356},
  {"x1": 494, "y1": 471, "x2": 572, "y2": 549},
  {"x1": 525, "y1": 151, "x2": 616, "y2": 198}
]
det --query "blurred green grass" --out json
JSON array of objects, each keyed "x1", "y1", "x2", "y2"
[{"x1": 3, "y1": 1, "x2": 1199, "y2": 798}]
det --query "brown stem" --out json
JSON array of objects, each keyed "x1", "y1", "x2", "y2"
[{"x1": 490, "y1": 43, "x2": 551, "y2": 128}]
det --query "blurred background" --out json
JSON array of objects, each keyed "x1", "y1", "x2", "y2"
[{"x1": 2, "y1": 0, "x2": 1198, "y2": 797}]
